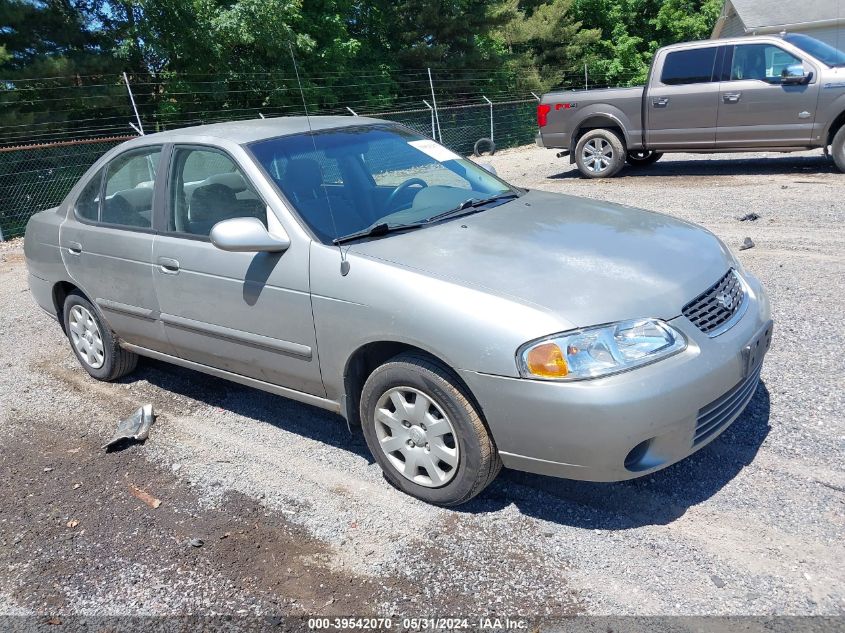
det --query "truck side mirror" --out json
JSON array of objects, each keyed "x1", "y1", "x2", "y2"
[{"x1": 781, "y1": 64, "x2": 812, "y2": 85}]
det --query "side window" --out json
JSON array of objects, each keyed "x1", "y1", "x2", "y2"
[
  {"x1": 75, "y1": 169, "x2": 103, "y2": 221},
  {"x1": 101, "y1": 148, "x2": 161, "y2": 228},
  {"x1": 661, "y1": 47, "x2": 719, "y2": 85},
  {"x1": 168, "y1": 147, "x2": 266, "y2": 237},
  {"x1": 730, "y1": 44, "x2": 803, "y2": 82}
]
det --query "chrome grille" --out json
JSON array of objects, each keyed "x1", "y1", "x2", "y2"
[
  {"x1": 682, "y1": 269, "x2": 747, "y2": 336},
  {"x1": 694, "y1": 367, "x2": 760, "y2": 446}
]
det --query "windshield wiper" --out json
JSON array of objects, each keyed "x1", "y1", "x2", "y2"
[
  {"x1": 424, "y1": 192, "x2": 519, "y2": 224},
  {"x1": 332, "y1": 221, "x2": 424, "y2": 245}
]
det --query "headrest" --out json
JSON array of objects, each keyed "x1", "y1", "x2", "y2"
[
  {"x1": 189, "y1": 183, "x2": 238, "y2": 222},
  {"x1": 205, "y1": 171, "x2": 247, "y2": 192}
]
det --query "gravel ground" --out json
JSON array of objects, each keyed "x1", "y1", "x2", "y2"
[{"x1": 1, "y1": 147, "x2": 843, "y2": 618}]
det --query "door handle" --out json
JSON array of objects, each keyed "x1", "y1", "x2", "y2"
[
  {"x1": 652, "y1": 96, "x2": 670, "y2": 108},
  {"x1": 157, "y1": 257, "x2": 180, "y2": 274},
  {"x1": 67, "y1": 241, "x2": 82, "y2": 255},
  {"x1": 722, "y1": 92, "x2": 742, "y2": 103}
]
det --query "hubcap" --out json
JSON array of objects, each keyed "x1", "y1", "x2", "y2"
[
  {"x1": 68, "y1": 305, "x2": 105, "y2": 369},
  {"x1": 583, "y1": 138, "x2": 614, "y2": 173},
  {"x1": 373, "y1": 387, "x2": 459, "y2": 488}
]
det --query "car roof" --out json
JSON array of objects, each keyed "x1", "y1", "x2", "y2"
[{"x1": 127, "y1": 115, "x2": 389, "y2": 146}]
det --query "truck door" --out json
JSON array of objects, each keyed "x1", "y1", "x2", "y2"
[
  {"x1": 716, "y1": 43, "x2": 820, "y2": 148},
  {"x1": 646, "y1": 45, "x2": 722, "y2": 150}
]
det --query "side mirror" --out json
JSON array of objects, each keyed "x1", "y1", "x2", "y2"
[
  {"x1": 209, "y1": 217, "x2": 290, "y2": 253},
  {"x1": 781, "y1": 64, "x2": 811, "y2": 85},
  {"x1": 480, "y1": 163, "x2": 498, "y2": 176}
]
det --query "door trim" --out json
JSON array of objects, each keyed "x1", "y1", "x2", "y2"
[
  {"x1": 95, "y1": 298, "x2": 156, "y2": 320},
  {"x1": 159, "y1": 312, "x2": 313, "y2": 359},
  {"x1": 121, "y1": 342, "x2": 339, "y2": 413}
]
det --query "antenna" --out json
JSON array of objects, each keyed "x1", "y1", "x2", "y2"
[{"x1": 287, "y1": 42, "x2": 349, "y2": 276}]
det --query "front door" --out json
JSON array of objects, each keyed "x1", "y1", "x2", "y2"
[
  {"x1": 716, "y1": 43, "x2": 821, "y2": 147},
  {"x1": 59, "y1": 145, "x2": 171, "y2": 352},
  {"x1": 151, "y1": 144, "x2": 324, "y2": 396},
  {"x1": 646, "y1": 45, "x2": 722, "y2": 149}
]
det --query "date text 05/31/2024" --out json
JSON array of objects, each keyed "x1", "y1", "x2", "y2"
[{"x1": 307, "y1": 617, "x2": 529, "y2": 630}]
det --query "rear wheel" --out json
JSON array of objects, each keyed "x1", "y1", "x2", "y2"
[
  {"x1": 626, "y1": 150, "x2": 663, "y2": 167},
  {"x1": 63, "y1": 291, "x2": 138, "y2": 381},
  {"x1": 360, "y1": 353, "x2": 501, "y2": 506},
  {"x1": 574, "y1": 129, "x2": 626, "y2": 178},
  {"x1": 831, "y1": 126, "x2": 845, "y2": 173}
]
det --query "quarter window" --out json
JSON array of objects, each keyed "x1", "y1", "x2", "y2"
[
  {"x1": 661, "y1": 47, "x2": 719, "y2": 85},
  {"x1": 168, "y1": 147, "x2": 266, "y2": 237},
  {"x1": 730, "y1": 44, "x2": 803, "y2": 82},
  {"x1": 101, "y1": 148, "x2": 161, "y2": 228},
  {"x1": 75, "y1": 169, "x2": 103, "y2": 221}
]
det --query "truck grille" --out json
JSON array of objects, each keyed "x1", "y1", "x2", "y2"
[
  {"x1": 682, "y1": 269, "x2": 747, "y2": 336},
  {"x1": 694, "y1": 367, "x2": 761, "y2": 446}
]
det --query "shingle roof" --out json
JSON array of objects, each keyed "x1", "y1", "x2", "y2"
[{"x1": 729, "y1": 0, "x2": 843, "y2": 29}]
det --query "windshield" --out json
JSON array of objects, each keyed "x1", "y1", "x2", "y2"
[
  {"x1": 248, "y1": 124, "x2": 515, "y2": 243},
  {"x1": 784, "y1": 33, "x2": 845, "y2": 66}
]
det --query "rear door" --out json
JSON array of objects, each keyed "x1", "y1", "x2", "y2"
[
  {"x1": 59, "y1": 145, "x2": 172, "y2": 352},
  {"x1": 151, "y1": 144, "x2": 324, "y2": 396},
  {"x1": 646, "y1": 46, "x2": 722, "y2": 149},
  {"x1": 716, "y1": 43, "x2": 821, "y2": 147}
]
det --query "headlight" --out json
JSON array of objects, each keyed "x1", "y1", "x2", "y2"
[{"x1": 517, "y1": 318, "x2": 686, "y2": 381}]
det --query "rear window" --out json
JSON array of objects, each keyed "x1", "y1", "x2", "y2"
[{"x1": 661, "y1": 47, "x2": 719, "y2": 85}]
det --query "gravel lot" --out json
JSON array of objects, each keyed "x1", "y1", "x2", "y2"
[{"x1": 1, "y1": 147, "x2": 843, "y2": 618}]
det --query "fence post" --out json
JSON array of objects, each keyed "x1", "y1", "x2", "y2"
[
  {"x1": 122, "y1": 72, "x2": 145, "y2": 135},
  {"x1": 422, "y1": 100, "x2": 435, "y2": 139},
  {"x1": 0, "y1": 224, "x2": 4, "y2": 242},
  {"x1": 482, "y1": 96, "x2": 493, "y2": 144},
  {"x1": 585, "y1": 64, "x2": 589, "y2": 90},
  {"x1": 427, "y1": 68, "x2": 442, "y2": 142}
]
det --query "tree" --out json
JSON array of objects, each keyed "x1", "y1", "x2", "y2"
[{"x1": 497, "y1": 0, "x2": 601, "y2": 90}]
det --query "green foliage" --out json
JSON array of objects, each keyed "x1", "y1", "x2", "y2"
[{"x1": 0, "y1": 0, "x2": 723, "y2": 118}]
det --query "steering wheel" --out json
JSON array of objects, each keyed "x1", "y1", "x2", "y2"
[{"x1": 384, "y1": 178, "x2": 428, "y2": 213}]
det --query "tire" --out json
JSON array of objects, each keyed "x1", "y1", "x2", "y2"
[
  {"x1": 63, "y1": 291, "x2": 138, "y2": 381},
  {"x1": 574, "y1": 129, "x2": 626, "y2": 178},
  {"x1": 831, "y1": 126, "x2": 845, "y2": 173},
  {"x1": 473, "y1": 137, "x2": 496, "y2": 157},
  {"x1": 626, "y1": 150, "x2": 663, "y2": 167},
  {"x1": 359, "y1": 353, "x2": 501, "y2": 506}
]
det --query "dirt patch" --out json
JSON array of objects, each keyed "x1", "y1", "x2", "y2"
[{"x1": 0, "y1": 420, "x2": 405, "y2": 615}]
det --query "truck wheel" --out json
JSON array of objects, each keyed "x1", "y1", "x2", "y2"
[
  {"x1": 575, "y1": 129, "x2": 625, "y2": 178},
  {"x1": 831, "y1": 126, "x2": 845, "y2": 173},
  {"x1": 626, "y1": 151, "x2": 663, "y2": 167},
  {"x1": 359, "y1": 353, "x2": 501, "y2": 506}
]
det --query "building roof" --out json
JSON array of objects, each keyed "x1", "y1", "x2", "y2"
[{"x1": 715, "y1": 0, "x2": 845, "y2": 36}]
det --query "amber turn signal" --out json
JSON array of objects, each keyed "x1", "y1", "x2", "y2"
[{"x1": 525, "y1": 342, "x2": 569, "y2": 378}]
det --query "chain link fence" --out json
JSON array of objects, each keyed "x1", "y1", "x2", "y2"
[{"x1": 0, "y1": 66, "x2": 631, "y2": 240}]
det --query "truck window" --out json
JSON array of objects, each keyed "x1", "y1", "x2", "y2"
[
  {"x1": 730, "y1": 44, "x2": 802, "y2": 81},
  {"x1": 660, "y1": 47, "x2": 719, "y2": 85}
]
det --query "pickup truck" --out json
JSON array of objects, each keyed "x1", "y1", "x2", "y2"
[{"x1": 537, "y1": 33, "x2": 845, "y2": 178}]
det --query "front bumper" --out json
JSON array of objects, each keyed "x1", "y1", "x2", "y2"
[{"x1": 459, "y1": 273, "x2": 772, "y2": 482}]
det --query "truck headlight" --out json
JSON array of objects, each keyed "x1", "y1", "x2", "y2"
[{"x1": 517, "y1": 318, "x2": 686, "y2": 381}]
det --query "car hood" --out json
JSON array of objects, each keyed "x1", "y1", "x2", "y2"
[{"x1": 348, "y1": 190, "x2": 735, "y2": 328}]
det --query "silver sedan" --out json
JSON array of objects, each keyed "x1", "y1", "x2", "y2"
[{"x1": 24, "y1": 117, "x2": 772, "y2": 505}]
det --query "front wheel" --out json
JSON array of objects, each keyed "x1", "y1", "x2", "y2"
[
  {"x1": 626, "y1": 150, "x2": 663, "y2": 167},
  {"x1": 830, "y1": 126, "x2": 845, "y2": 173},
  {"x1": 360, "y1": 353, "x2": 501, "y2": 506},
  {"x1": 574, "y1": 129, "x2": 626, "y2": 178}
]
